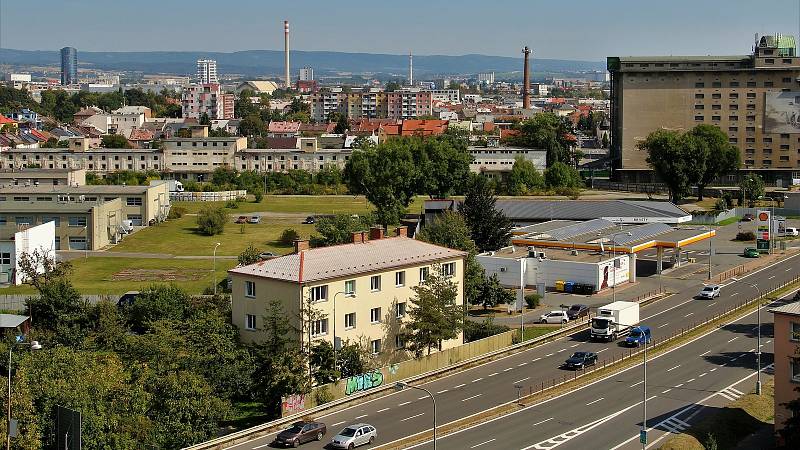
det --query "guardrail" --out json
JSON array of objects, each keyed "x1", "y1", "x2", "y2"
[{"x1": 183, "y1": 288, "x2": 668, "y2": 450}]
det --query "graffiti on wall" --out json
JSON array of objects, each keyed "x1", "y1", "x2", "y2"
[
  {"x1": 281, "y1": 393, "x2": 306, "y2": 415},
  {"x1": 344, "y1": 369, "x2": 384, "y2": 395}
]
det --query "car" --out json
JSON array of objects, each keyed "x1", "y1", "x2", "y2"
[
  {"x1": 303, "y1": 216, "x2": 316, "y2": 224},
  {"x1": 259, "y1": 252, "x2": 279, "y2": 260},
  {"x1": 785, "y1": 227, "x2": 799, "y2": 237},
  {"x1": 566, "y1": 304, "x2": 590, "y2": 320},
  {"x1": 539, "y1": 310, "x2": 569, "y2": 324},
  {"x1": 330, "y1": 423, "x2": 376, "y2": 449},
  {"x1": 625, "y1": 326, "x2": 652, "y2": 347},
  {"x1": 116, "y1": 290, "x2": 140, "y2": 308},
  {"x1": 274, "y1": 421, "x2": 327, "y2": 447},
  {"x1": 698, "y1": 284, "x2": 721, "y2": 299},
  {"x1": 563, "y1": 351, "x2": 598, "y2": 369},
  {"x1": 743, "y1": 247, "x2": 760, "y2": 258},
  {"x1": 741, "y1": 213, "x2": 755, "y2": 222},
  {"x1": 248, "y1": 215, "x2": 261, "y2": 224},
  {"x1": 235, "y1": 216, "x2": 248, "y2": 224}
]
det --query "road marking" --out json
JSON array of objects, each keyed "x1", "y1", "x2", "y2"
[
  {"x1": 518, "y1": 362, "x2": 528, "y2": 367},
  {"x1": 252, "y1": 444, "x2": 271, "y2": 449},
  {"x1": 788, "y1": 268, "x2": 794, "y2": 272},
  {"x1": 488, "y1": 372, "x2": 498, "y2": 377},
  {"x1": 686, "y1": 378, "x2": 696, "y2": 383},
  {"x1": 332, "y1": 421, "x2": 345, "y2": 426},
  {"x1": 729, "y1": 387, "x2": 745, "y2": 395},
  {"x1": 355, "y1": 414, "x2": 368, "y2": 419},
  {"x1": 585, "y1": 397, "x2": 604, "y2": 406},
  {"x1": 630, "y1": 381, "x2": 643, "y2": 388},
  {"x1": 699, "y1": 372, "x2": 707, "y2": 377},
  {"x1": 417, "y1": 396, "x2": 428, "y2": 400},
  {"x1": 454, "y1": 383, "x2": 466, "y2": 389},
  {"x1": 532, "y1": 418, "x2": 554, "y2": 427},
  {"x1": 557, "y1": 349, "x2": 567, "y2": 353},
  {"x1": 597, "y1": 348, "x2": 608, "y2": 353},
  {"x1": 401, "y1": 412, "x2": 425, "y2": 422},
  {"x1": 570, "y1": 343, "x2": 580, "y2": 348},
  {"x1": 748, "y1": 348, "x2": 756, "y2": 352},
  {"x1": 666, "y1": 364, "x2": 681, "y2": 372},
  {"x1": 514, "y1": 377, "x2": 531, "y2": 384},
  {"x1": 661, "y1": 389, "x2": 672, "y2": 394},
  {"x1": 710, "y1": 368, "x2": 717, "y2": 372},
  {"x1": 545, "y1": 353, "x2": 554, "y2": 357},
  {"x1": 503, "y1": 367, "x2": 513, "y2": 372},
  {"x1": 436, "y1": 389, "x2": 448, "y2": 394},
  {"x1": 470, "y1": 438, "x2": 496, "y2": 448},
  {"x1": 658, "y1": 323, "x2": 670, "y2": 328},
  {"x1": 675, "y1": 383, "x2": 684, "y2": 388},
  {"x1": 462, "y1": 394, "x2": 482, "y2": 402},
  {"x1": 730, "y1": 292, "x2": 739, "y2": 296},
  {"x1": 685, "y1": 312, "x2": 694, "y2": 317},
  {"x1": 700, "y1": 350, "x2": 711, "y2": 356},
  {"x1": 471, "y1": 378, "x2": 482, "y2": 383},
  {"x1": 727, "y1": 337, "x2": 739, "y2": 343},
  {"x1": 398, "y1": 401, "x2": 411, "y2": 407},
  {"x1": 768, "y1": 275, "x2": 776, "y2": 280},
  {"x1": 709, "y1": 302, "x2": 716, "y2": 306},
  {"x1": 376, "y1": 408, "x2": 389, "y2": 413},
  {"x1": 532, "y1": 357, "x2": 542, "y2": 362}
]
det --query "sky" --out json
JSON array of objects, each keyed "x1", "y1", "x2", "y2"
[{"x1": 1, "y1": 0, "x2": 800, "y2": 61}]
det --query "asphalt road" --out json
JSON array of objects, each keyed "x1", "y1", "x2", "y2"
[{"x1": 225, "y1": 253, "x2": 799, "y2": 450}]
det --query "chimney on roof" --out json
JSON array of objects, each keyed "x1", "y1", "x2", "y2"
[
  {"x1": 395, "y1": 226, "x2": 408, "y2": 237},
  {"x1": 293, "y1": 239, "x2": 309, "y2": 253},
  {"x1": 369, "y1": 226, "x2": 385, "y2": 240}
]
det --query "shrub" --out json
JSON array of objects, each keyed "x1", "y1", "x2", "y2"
[
  {"x1": 279, "y1": 228, "x2": 301, "y2": 246},
  {"x1": 314, "y1": 386, "x2": 335, "y2": 406},
  {"x1": 253, "y1": 191, "x2": 264, "y2": 203},
  {"x1": 555, "y1": 186, "x2": 582, "y2": 200},
  {"x1": 167, "y1": 206, "x2": 186, "y2": 220},
  {"x1": 525, "y1": 293, "x2": 541, "y2": 309},
  {"x1": 464, "y1": 317, "x2": 510, "y2": 342},
  {"x1": 196, "y1": 207, "x2": 227, "y2": 236},
  {"x1": 713, "y1": 198, "x2": 727, "y2": 212},
  {"x1": 735, "y1": 231, "x2": 756, "y2": 241},
  {"x1": 224, "y1": 200, "x2": 239, "y2": 209}
]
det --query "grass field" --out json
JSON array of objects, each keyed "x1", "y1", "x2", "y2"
[
  {"x1": 1, "y1": 256, "x2": 237, "y2": 295},
  {"x1": 716, "y1": 216, "x2": 741, "y2": 226},
  {"x1": 173, "y1": 195, "x2": 428, "y2": 215}
]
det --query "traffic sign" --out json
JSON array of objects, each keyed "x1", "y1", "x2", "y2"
[{"x1": 640, "y1": 430, "x2": 647, "y2": 444}]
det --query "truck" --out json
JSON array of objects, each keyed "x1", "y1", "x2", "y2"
[
  {"x1": 149, "y1": 179, "x2": 184, "y2": 193},
  {"x1": 590, "y1": 301, "x2": 639, "y2": 342}
]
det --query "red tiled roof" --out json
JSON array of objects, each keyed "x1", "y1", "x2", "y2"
[
  {"x1": 128, "y1": 129, "x2": 155, "y2": 141},
  {"x1": 400, "y1": 119, "x2": 449, "y2": 137},
  {"x1": 299, "y1": 123, "x2": 335, "y2": 133},
  {"x1": 0, "y1": 116, "x2": 17, "y2": 125},
  {"x1": 268, "y1": 121, "x2": 301, "y2": 133}
]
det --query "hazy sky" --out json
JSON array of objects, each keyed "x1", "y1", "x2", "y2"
[{"x1": 1, "y1": 0, "x2": 799, "y2": 60}]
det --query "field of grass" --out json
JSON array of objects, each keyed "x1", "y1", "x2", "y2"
[
  {"x1": 173, "y1": 195, "x2": 428, "y2": 215},
  {"x1": 521, "y1": 326, "x2": 556, "y2": 341},
  {"x1": 716, "y1": 216, "x2": 741, "y2": 226},
  {"x1": 1, "y1": 256, "x2": 237, "y2": 295}
]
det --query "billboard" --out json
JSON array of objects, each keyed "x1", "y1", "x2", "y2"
[
  {"x1": 756, "y1": 210, "x2": 771, "y2": 253},
  {"x1": 765, "y1": 91, "x2": 800, "y2": 133}
]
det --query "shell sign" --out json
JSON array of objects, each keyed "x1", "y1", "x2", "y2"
[{"x1": 756, "y1": 210, "x2": 771, "y2": 241}]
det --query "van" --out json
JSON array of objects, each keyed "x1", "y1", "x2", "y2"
[
  {"x1": 786, "y1": 227, "x2": 799, "y2": 237},
  {"x1": 625, "y1": 325, "x2": 651, "y2": 347}
]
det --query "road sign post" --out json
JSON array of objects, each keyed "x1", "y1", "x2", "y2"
[{"x1": 640, "y1": 430, "x2": 647, "y2": 445}]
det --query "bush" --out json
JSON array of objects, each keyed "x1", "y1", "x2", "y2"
[
  {"x1": 167, "y1": 206, "x2": 187, "y2": 220},
  {"x1": 464, "y1": 317, "x2": 510, "y2": 343},
  {"x1": 525, "y1": 293, "x2": 541, "y2": 309},
  {"x1": 224, "y1": 200, "x2": 239, "y2": 209},
  {"x1": 196, "y1": 207, "x2": 227, "y2": 236},
  {"x1": 253, "y1": 191, "x2": 264, "y2": 203},
  {"x1": 555, "y1": 186, "x2": 582, "y2": 200},
  {"x1": 713, "y1": 198, "x2": 727, "y2": 212},
  {"x1": 735, "y1": 231, "x2": 756, "y2": 241},
  {"x1": 314, "y1": 386, "x2": 335, "y2": 406},
  {"x1": 279, "y1": 228, "x2": 301, "y2": 246}
]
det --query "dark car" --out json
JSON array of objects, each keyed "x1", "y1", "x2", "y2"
[
  {"x1": 275, "y1": 421, "x2": 326, "y2": 447},
  {"x1": 566, "y1": 304, "x2": 590, "y2": 320},
  {"x1": 303, "y1": 216, "x2": 316, "y2": 224},
  {"x1": 235, "y1": 216, "x2": 248, "y2": 224},
  {"x1": 563, "y1": 351, "x2": 598, "y2": 370},
  {"x1": 741, "y1": 213, "x2": 755, "y2": 222},
  {"x1": 116, "y1": 290, "x2": 140, "y2": 308}
]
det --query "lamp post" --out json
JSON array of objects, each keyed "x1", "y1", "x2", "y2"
[
  {"x1": 610, "y1": 231, "x2": 632, "y2": 302},
  {"x1": 212, "y1": 242, "x2": 221, "y2": 295},
  {"x1": 706, "y1": 225, "x2": 713, "y2": 280},
  {"x1": 7, "y1": 339, "x2": 42, "y2": 450},
  {"x1": 395, "y1": 382, "x2": 436, "y2": 449},
  {"x1": 331, "y1": 291, "x2": 345, "y2": 373},
  {"x1": 633, "y1": 326, "x2": 648, "y2": 449},
  {"x1": 747, "y1": 283, "x2": 763, "y2": 395}
]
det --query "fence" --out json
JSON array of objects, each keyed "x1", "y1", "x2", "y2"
[
  {"x1": 690, "y1": 209, "x2": 738, "y2": 225},
  {"x1": 170, "y1": 190, "x2": 247, "y2": 202},
  {"x1": 0, "y1": 294, "x2": 110, "y2": 312}
]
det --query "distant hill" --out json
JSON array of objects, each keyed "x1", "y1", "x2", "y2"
[{"x1": 0, "y1": 48, "x2": 605, "y2": 78}]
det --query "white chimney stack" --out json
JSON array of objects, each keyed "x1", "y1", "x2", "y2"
[
  {"x1": 409, "y1": 51, "x2": 413, "y2": 86},
  {"x1": 284, "y1": 20, "x2": 291, "y2": 88}
]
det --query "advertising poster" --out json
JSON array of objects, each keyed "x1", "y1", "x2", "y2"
[
  {"x1": 765, "y1": 92, "x2": 800, "y2": 133},
  {"x1": 756, "y1": 210, "x2": 771, "y2": 252}
]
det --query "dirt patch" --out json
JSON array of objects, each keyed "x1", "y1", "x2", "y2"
[{"x1": 111, "y1": 268, "x2": 208, "y2": 282}]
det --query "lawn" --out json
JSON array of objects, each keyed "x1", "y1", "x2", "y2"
[
  {"x1": 174, "y1": 195, "x2": 428, "y2": 215},
  {"x1": 521, "y1": 326, "x2": 557, "y2": 341},
  {"x1": 716, "y1": 216, "x2": 741, "y2": 226},
  {"x1": 1, "y1": 256, "x2": 237, "y2": 295}
]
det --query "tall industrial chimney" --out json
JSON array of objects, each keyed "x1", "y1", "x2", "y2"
[
  {"x1": 409, "y1": 51, "x2": 414, "y2": 86},
  {"x1": 284, "y1": 20, "x2": 291, "y2": 88},
  {"x1": 522, "y1": 46, "x2": 531, "y2": 109}
]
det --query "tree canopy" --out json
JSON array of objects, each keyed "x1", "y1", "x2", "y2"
[
  {"x1": 459, "y1": 175, "x2": 512, "y2": 253},
  {"x1": 504, "y1": 113, "x2": 575, "y2": 166},
  {"x1": 403, "y1": 265, "x2": 464, "y2": 356}
]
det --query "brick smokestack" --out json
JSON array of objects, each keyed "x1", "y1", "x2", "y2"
[
  {"x1": 522, "y1": 46, "x2": 531, "y2": 109},
  {"x1": 284, "y1": 20, "x2": 291, "y2": 89}
]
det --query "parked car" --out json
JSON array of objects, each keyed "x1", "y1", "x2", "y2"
[
  {"x1": 741, "y1": 213, "x2": 755, "y2": 222},
  {"x1": 566, "y1": 304, "x2": 590, "y2": 320},
  {"x1": 259, "y1": 252, "x2": 279, "y2": 260},
  {"x1": 743, "y1": 247, "x2": 760, "y2": 258},
  {"x1": 785, "y1": 227, "x2": 799, "y2": 237},
  {"x1": 274, "y1": 421, "x2": 327, "y2": 447},
  {"x1": 539, "y1": 310, "x2": 569, "y2": 324},
  {"x1": 625, "y1": 326, "x2": 652, "y2": 347},
  {"x1": 697, "y1": 284, "x2": 721, "y2": 299},
  {"x1": 330, "y1": 423, "x2": 376, "y2": 449},
  {"x1": 235, "y1": 216, "x2": 248, "y2": 224},
  {"x1": 248, "y1": 215, "x2": 261, "y2": 224},
  {"x1": 563, "y1": 351, "x2": 598, "y2": 370},
  {"x1": 116, "y1": 290, "x2": 140, "y2": 308},
  {"x1": 303, "y1": 216, "x2": 316, "y2": 224}
]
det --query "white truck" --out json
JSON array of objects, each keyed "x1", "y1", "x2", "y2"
[
  {"x1": 149, "y1": 179, "x2": 184, "y2": 193},
  {"x1": 590, "y1": 301, "x2": 640, "y2": 341}
]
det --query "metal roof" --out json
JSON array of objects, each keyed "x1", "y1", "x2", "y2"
[
  {"x1": 770, "y1": 302, "x2": 800, "y2": 316},
  {"x1": 495, "y1": 200, "x2": 691, "y2": 224},
  {"x1": 0, "y1": 314, "x2": 28, "y2": 328}
]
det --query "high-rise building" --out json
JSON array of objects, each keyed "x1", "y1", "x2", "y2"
[
  {"x1": 182, "y1": 84, "x2": 234, "y2": 120},
  {"x1": 608, "y1": 33, "x2": 800, "y2": 185},
  {"x1": 309, "y1": 88, "x2": 433, "y2": 121},
  {"x1": 299, "y1": 67, "x2": 314, "y2": 82},
  {"x1": 196, "y1": 59, "x2": 219, "y2": 84},
  {"x1": 60, "y1": 47, "x2": 78, "y2": 85},
  {"x1": 477, "y1": 72, "x2": 495, "y2": 84}
]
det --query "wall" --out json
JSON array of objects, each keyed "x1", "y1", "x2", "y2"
[
  {"x1": 13, "y1": 221, "x2": 56, "y2": 284},
  {"x1": 169, "y1": 190, "x2": 247, "y2": 202},
  {"x1": 772, "y1": 312, "x2": 799, "y2": 435}
]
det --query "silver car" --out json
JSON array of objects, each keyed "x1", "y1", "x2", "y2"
[{"x1": 330, "y1": 423, "x2": 376, "y2": 449}]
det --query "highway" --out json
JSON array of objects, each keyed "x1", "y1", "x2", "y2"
[{"x1": 225, "y1": 253, "x2": 799, "y2": 450}]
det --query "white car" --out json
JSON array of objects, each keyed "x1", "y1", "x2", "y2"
[
  {"x1": 330, "y1": 423, "x2": 376, "y2": 449},
  {"x1": 539, "y1": 310, "x2": 569, "y2": 324},
  {"x1": 786, "y1": 227, "x2": 799, "y2": 237},
  {"x1": 698, "y1": 285, "x2": 721, "y2": 299}
]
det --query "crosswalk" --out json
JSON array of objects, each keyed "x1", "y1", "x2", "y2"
[
  {"x1": 659, "y1": 416, "x2": 691, "y2": 434},
  {"x1": 716, "y1": 386, "x2": 745, "y2": 402}
]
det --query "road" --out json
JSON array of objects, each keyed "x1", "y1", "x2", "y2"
[{"x1": 224, "y1": 254, "x2": 799, "y2": 450}]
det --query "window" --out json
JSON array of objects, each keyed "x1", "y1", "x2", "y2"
[
  {"x1": 41, "y1": 216, "x2": 60, "y2": 227},
  {"x1": 0, "y1": 217, "x2": 6, "y2": 225},
  {"x1": 395, "y1": 271, "x2": 405, "y2": 287},
  {"x1": 729, "y1": 116, "x2": 738, "y2": 121},
  {"x1": 792, "y1": 357, "x2": 800, "y2": 383},
  {"x1": 395, "y1": 335, "x2": 405, "y2": 349},
  {"x1": 746, "y1": 92, "x2": 757, "y2": 99},
  {"x1": 442, "y1": 262, "x2": 456, "y2": 278},
  {"x1": 312, "y1": 319, "x2": 328, "y2": 336},
  {"x1": 396, "y1": 302, "x2": 407, "y2": 318},
  {"x1": 15, "y1": 216, "x2": 33, "y2": 225},
  {"x1": 68, "y1": 236, "x2": 86, "y2": 250},
  {"x1": 729, "y1": 104, "x2": 738, "y2": 110},
  {"x1": 370, "y1": 307, "x2": 381, "y2": 324},
  {"x1": 344, "y1": 313, "x2": 356, "y2": 329},
  {"x1": 245, "y1": 314, "x2": 257, "y2": 330},
  {"x1": 311, "y1": 285, "x2": 328, "y2": 302},
  {"x1": 126, "y1": 197, "x2": 143, "y2": 206},
  {"x1": 0, "y1": 253, "x2": 10, "y2": 265},
  {"x1": 712, "y1": 104, "x2": 721, "y2": 110},
  {"x1": 730, "y1": 81, "x2": 740, "y2": 87},
  {"x1": 245, "y1": 280, "x2": 256, "y2": 298},
  {"x1": 370, "y1": 339, "x2": 381, "y2": 354},
  {"x1": 712, "y1": 81, "x2": 721, "y2": 88},
  {"x1": 344, "y1": 279, "x2": 356, "y2": 297},
  {"x1": 694, "y1": 82, "x2": 705, "y2": 88},
  {"x1": 791, "y1": 322, "x2": 800, "y2": 341},
  {"x1": 370, "y1": 275, "x2": 381, "y2": 292},
  {"x1": 68, "y1": 216, "x2": 87, "y2": 227},
  {"x1": 694, "y1": 115, "x2": 704, "y2": 121},
  {"x1": 712, "y1": 93, "x2": 721, "y2": 99},
  {"x1": 694, "y1": 93, "x2": 704, "y2": 99},
  {"x1": 765, "y1": 81, "x2": 774, "y2": 87},
  {"x1": 694, "y1": 104, "x2": 704, "y2": 110},
  {"x1": 729, "y1": 93, "x2": 739, "y2": 99},
  {"x1": 419, "y1": 267, "x2": 429, "y2": 283}
]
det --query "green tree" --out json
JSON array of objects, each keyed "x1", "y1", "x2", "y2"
[
  {"x1": 333, "y1": 112, "x2": 349, "y2": 134},
  {"x1": 459, "y1": 175, "x2": 512, "y2": 252},
  {"x1": 309, "y1": 340, "x2": 339, "y2": 385},
  {"x1": 403, "y1": 265, "x2": 464, "y2": 356},
  {"x1": 125, "y1": 284, "x2": 189, "y2": 331},
  {"x1": 196, "y1": 206, "x2": 227, "y2": 235},
  {"x1": 336, "y1": 340, "x2": 370, "y2": 378},
  {"x1": 385, "y1": 81, "x2": 401, "y2": 92},
  {"x1": 238, "y1": 243, "x2": 262, "y2": 266},
  {"x1": 200, "y1": 112, "x2": 211, "y2": 126},
  {"x1": 413, "y1": 135, "x2": 473, "y2": 199},
  {"x1": 279, "y1": 228, "x2": 301, "y2": 246},
  {"x1": 102, "y1": 134, "x2": 133, "y2": 149},
  {"x1": 740, "y1": 173, "x2": 765, "y2": 207},
  {"x1": 506, "y1": 156, "x2": 545, "y2": 195},
  {"x1": 310, "y1": 214, "x2": 375, "y2": 247},
  {"x1": 687, "y1": 124, "x2": 741, "y2": 200},
  {"x1": 238, "y1": 114, "x2": 265, "y2": 137},
  {"x1": 601, "y1": 132, "x2": 609, "y2": 149},
  {"x1": 544, "y1": 161, "x2": 583, "y2": 188},
  {"x1": 477, "y1": 274, "x2": 515, "y2": 309},
  {"x1": 637, "y1": 129, "x2": 692, "y2": 203},
  {"x1": 505, "y1": 113, "x2": 575, "y2": 166}
]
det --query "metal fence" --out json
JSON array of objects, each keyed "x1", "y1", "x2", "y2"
[{"x1": 170, "y1": 190, "x2": 247, "y2": 202}]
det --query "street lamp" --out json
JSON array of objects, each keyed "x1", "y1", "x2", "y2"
[
  {"x1": 331, "y1": 291, "x2": 345, "y2": 372},
  {"x1": 395, "y1": 382, "x2": 436, "y2": 449},
  {"x1": 7, "y1": 339, "x2": 42, "y2": 450},
  {"x1": 610, "y1": 231, "x2": 632, "y2": 302},
  {"x1": 212, "y1": 242, "x2": 221, "y2": 295},
  {"x1": 632, "y1": 326, "x2": 648, "y2": 449},
  {"x1": 706, "y1": 225, "x2": 713, "y2": 280},
  {"x1": 747, "y1": 283, "x2": 763, "y2": 395}
]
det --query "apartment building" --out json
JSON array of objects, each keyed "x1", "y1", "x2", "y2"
[
  {"x1": 230, "y1": 228, "x2": 466, "y2": 358},
  {"x1": 608, "y1": 33, "x2": 800, "y2": 184},
  {"x1": 469, "y1": 146, "x2": 547, "y2": 181},
  {"x1": 237, "y1": 137, "x2": 350, "y2": 173},
  {"x1": 0, "y1": 168, "x2": 86, "y2": 187},
  {"x1": 161, "y1": 136, "x2": 247, "y2": 180},
  {"x1": 196, "y1": 59, "x2": 219, "y2": 84},
  {"x1": 430, "y1": 89, "x2": 461, "y2": 103},
  {"x1": 182, "y1": 83, "x2": 235, "y2": 120},
  {"x1": 770, "y1": 302, "x2": 800, "y2": 443},
  {"x1": 310, "y1": 88, "x2": 434, "y2": 121},
  {"x1": 0, "y1": 147, "x2": 162, "y2": 172}
]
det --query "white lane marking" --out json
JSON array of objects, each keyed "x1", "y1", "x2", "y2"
[
  {"x1": 685, "y1": 312, "x2": 694, "y2": 317},
  {"x1": 532, "y1": 357, "x2": 542, "y2": 362},
  {"x1": 674, "y1": 383, "x2": 684, "y2": 388},
  {"x1": 686, "y1": 378, "x2": 696, "y2": 383},
  {"x1": 252, "y1": 444, "x2": 271, "y2": 449},
  {"x1": 470, "y1": 438, "x2": 496, "y2": 448},
  {"x1": 658, "y1": 323, "x2": 670, "y2": 328},
  {"x1": 699, "y1": 372, "x2": 707, "y2": 377},
  {"x1": 630, "y1": 380, "x2": 644, "y2": 388},
  {"x1": 376, "y1": 408, "x2": 390, "y2": 413},
  {"x1": 585, "y1": 397, "x2": 604, "y2": 406},
  {"x1": 401, "y1": 412, "x2": 425, "y2": 422},
  {"x1": 488, "y1": 372, "x2": 498, "y2": 377},
  {"x1": 462, "y1": 394, "x2": 482, "y2": 402},
  {"x1": 454, "y1": 383, "x2": 466, "y2": 389},
  {"x1": 661, "y1": 389, "x2": 672, "y2": 394},
  {"x1": 710, "y1": 368, "x2": 717, "y2": 372},
  {"x1": 709, "y1": 302, "x2": 717, "y2": 306},
  {"x1": 729, "y1": 387, "x2": 745, "y2": 395},
  {"x1": 700, "y1": 350, "x2": 711, "y2": 356},
  {"x1": 597, "y1": 348, "x2": 608, "y2": 353},
  {"x1": 557, "y1": 349, "x2": 567, "y2": 353},
  {"x1": 503, "y1": 367, "x2": 513, "y2": 372},
  {"x1": 332, "y1": 421, "x2": 345, "y2": 427},
  {"x1": 471, "y1": 378, "x2": 483, "y2": 383},
  {"x1": 730, "y1": 292, "x2": 739, "y2": 296},
  {"x1": 727, "y1": 337, "x2": 738, "y2": 343},
  {"x1": 748, "y1": 348, "x2": 756, "y2": 352},
  {"x1": 398, "y1": 401, "x2": 411, "y2": 407},
  {"x1": 532, "y1": 418, "x2": 554, "y2": 427},
  {"x1": 417, "y1": 396, "x2": 428, "y2": 400},
  {"x1": 514, "y1": 377, "x2": 531, "y2": 384},
  {"x1": 768, "y1": 275, "x2": 776, "y2": 280},
  {"x1": 355, "y1": 414, "x2": 368, "y2": 419},
  {"x1": 666, "y1": 365, "x2": 681, "y2": 372},
  {"x1": 518, "y1": 362, "x2": 528, "y2": 367},
  {"x1": 788, "y1": 268, "x2": 794, "y2": 272},
  {"x1": 545, "y1": 353, "x2": 554, "y2": 357},
  {"x1": 436, "y1": 389, "x2": 448, "y2": 394},
  {"x1": 766, "y1": 339, "x2": 773, "y2": 344},
  {"x1": 570, "y1": 343, "x2": 580, "y2": 348}
]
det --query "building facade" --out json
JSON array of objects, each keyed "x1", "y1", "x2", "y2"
[
  {"x1": 299, "y1": 67, "x2": 314, "y2": 81},
  {"x1": 609, "y1": 34, "x2": 800, "y2": 184},
  {"x1": 469, "y1": 146, "x2": 547, "y2": 181},
  {"x1": 182, "y1": 84, "x2": 235, "y2": 120},
  {"x1": 161, "y1": 136, "x2": 247, "y2": 180},
  {"x1": 310, "y1": 88, "x2": 434, "y2": 121},
  {"x1": 60, "y1": 47, "x2": 77, "y2": 85},
  {"x1": 0, "y1": 168, "x2": 86, "y2": 186},
  {"x1": 770, "y1": 302, "x2": 800, "y2": 443},
  {"x1": 196, "y1": 59, "x2": 219, "y2": 84}
]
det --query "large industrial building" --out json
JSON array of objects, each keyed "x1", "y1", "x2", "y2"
[{"x1": 609, "y1": 33, "x2": 800, "y2": 185}]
